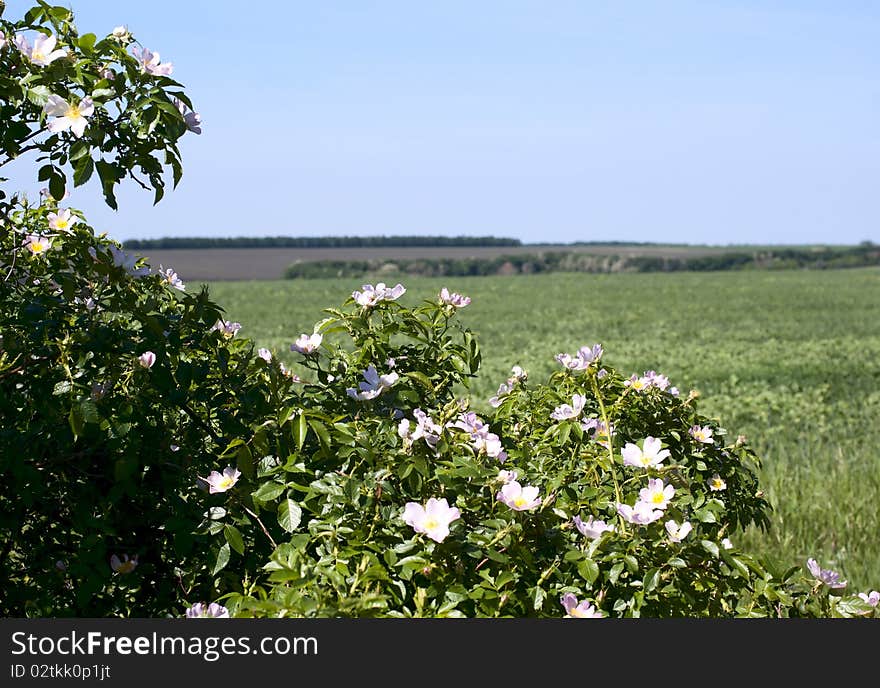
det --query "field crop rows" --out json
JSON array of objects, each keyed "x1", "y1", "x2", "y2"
[{"x1": 205, "y1": 268, "x2": 880, "y2": 590}]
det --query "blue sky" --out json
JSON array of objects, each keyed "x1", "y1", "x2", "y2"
[{"x1": 6, "y1": 0, "x2": 880, "y2": 245}]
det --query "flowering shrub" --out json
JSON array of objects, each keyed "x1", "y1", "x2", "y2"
[
  {"x1": 213, "y1": 291, "x2": 878, "y2": 618},
  {"x1": 1, "y1": 2, "x2": 877, "y2": 619},
  {"x1": 0, "y1": 2, "x2": 257, "y2": 616},
  {"x1": 0, "y1": 194, "x2": 311, "y2": 615}
]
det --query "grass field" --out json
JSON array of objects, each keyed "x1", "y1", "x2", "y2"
[{"x1": 205, "y1": 268, "x2": 880, "y2": 591}]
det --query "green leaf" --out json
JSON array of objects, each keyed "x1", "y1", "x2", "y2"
[
  {"x1": 77, "y1": 33, "x2": 97, "y2": 52},
  {"x1": 332, "y1": 423, "x2": 356, "y2": 445},
  {"x1": 170, "y1": 156, "x2": 183, "y2": 188},
  {"x1": 155, "y1": 99, "x2": 183, "y2": 117},
  {"x1": 308, "y1": 419, "x2": 331, "y2": 451},
  {"x1": 278, "y1": 499, "x2": 302, "y2": 533},
  {"x1": 694, "y1": 507, "x2": 718, "y2": 523},
  {"x1": 69, "y1": 140, "x2": 90, "y2": 162},
  {"x1": 294, "y1": 413, "x2": 308, "y2": 450},
  {"x1": 48, "y1": 171, "x2": 66, "y2": 203},
  {"x1": 24, "y1": 7, "x2": 44, "y2": 23},
  {"x1": 80, "y1": 399, "x2": 99, "y2": 424},
  {"x1": 393, "y1": 540, "x2": 418, "y2": 555},
  {"x1": 532, "y1": 586, "x2": 545, "y2": 611},
  {"x1": 406, "y1": 370, "x2": 434, "y2": 391},
  {"x1": 91, "y1": 88, "x2": 116, "y2": 101},
  {"x1": 49, "y1": 6, "x2": 72, "y2": 20},
  {"x1": 26, "y1": 85, "x2": 51, "y2": 107},
  {"x1": 396, "y1": 555, "x2": 428, "y2": 573},
  {"x1": 221, "y1": 438, "x2": 247, "y2": 454},
  {"x1": 53, "y1": 380, "x2": 72, "y2": 395},
  {"x1": 556, "y1": 421, "x2": 571, "y2": 445},
  {"x1": 96, "y1": 160, "x2": 118, "y2": 209},
  {"x1": 494, "y1": 571, "x2": 516, "y2": 589},
  {"x1": 643, "y1": 567, "x2": 661, "y2": 593},
  {"x1": 485, "y1": 549, "x2": 509, "y2": 563},
  {"x1": 701, "y1": 540, "x2": 720, "y2": 558},
  {"x1": 277, "y1": 406, "x2": 296, "y2": 426},
  {"x1": 73, "y1": 155, "x2": 93, "y2": 187},
  {"x1": 834, "y1": 597, "x2": 875, "y2": 618},
  {"x1": 723, "y1": 553, "x2": 750, "y2": 578},
  {"x1": 236, "y1": 444, "x2": 255, "y2": 480},
  {"x1": 68, "y1": 405, "x2": 83, "y2": 439},
  {"x1": 223, "y1": 525, "x2": 245, "y2": 555},
  {"x1": 383, "y1": 549, "x2": 397, "y2": 567},
  {"x1": 252, "y1": 482, "x2": 285, "y2": 502},
  {"x1": 213, "y1": 543, "x2": 231, "y2": 574},
  {"x1": 577, "y1": 558, "x2": 600, "y2": 584}
]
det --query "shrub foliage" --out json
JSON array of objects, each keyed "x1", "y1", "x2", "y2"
[{"x1": 1, "y1": 2, "x2": 877, "y2": 619}]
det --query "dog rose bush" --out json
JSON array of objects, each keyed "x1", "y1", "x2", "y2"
[
  {"x1": 213, "y1": 291, "x2": 877, "y2": 618},
  {"x1": 0, "y1": 1, "x2": 249, "y2": 616},
  {"x1": 2, "y1": 2, "x2": 877, "y2": 619}
]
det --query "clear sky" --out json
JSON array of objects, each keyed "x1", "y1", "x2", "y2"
[{"x1": 5, "y1": 0, "x2": 880, "y2": 245}]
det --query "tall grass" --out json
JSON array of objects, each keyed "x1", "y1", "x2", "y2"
[{"x1": 206, "y1": 268, "x2": 880, "y2": 590}]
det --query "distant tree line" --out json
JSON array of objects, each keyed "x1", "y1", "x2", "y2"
[
  {"x1": 284, "y1": 244, "x2": 880, "y2": 279},
  {"x1": 122, "y1": 235, "x2": 523, "y2": 249}
]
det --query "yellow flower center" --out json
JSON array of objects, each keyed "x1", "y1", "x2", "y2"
[
  {"x1": 32, "y1": 50, "x2": 46, "y2": 62},
  {"x1": 218, "y1": 476, "x2": 235, "y2": 489},
  {"x1": 423, "y1": 518, "x2": 439, "y2": 531},
  {"x1": 30, "y1": 240, "x2": 48, "y2": 254},
  {"x1": 117, "y1": 561, "x2": 135, "y2": 574},
  {"x1": 513, "y1": 496, "x2": 528, "y2": 507},
  {"x1": 65, "y1": 104, "x2": 82, "y2": 120},
  {"x1": 651, "y1": 493, "x2": 665, "y2": 504}
]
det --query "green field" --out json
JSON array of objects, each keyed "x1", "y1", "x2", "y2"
[{"x1": 206, "y1": 268, "x2": 880, "y2": 591}]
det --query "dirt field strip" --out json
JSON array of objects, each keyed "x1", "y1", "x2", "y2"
[{"x1": 135, "y1": 244, "x2": 774, "y2": 282}]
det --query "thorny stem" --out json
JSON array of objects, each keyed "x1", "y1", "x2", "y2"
[
  {"x1": 241, "y1": 505, "x2": 278, "y2": 550},
  {"x1": 3, "y1": 241, "x2": 20, "y2": 283},
  {"x1": 127, "y1": 170, "x2": 151, "y2": 192},
  {"x1": 487, "y1": 522, "x2": 514, "y2": 549},
  {"x1": 181, "y1": 402, "x2": 223, "y2": 445},
  {"x1": 365, "y1": 498, "x2": 382, "y2": 542},
  {"x1": 474, "y1": 547, "x2": 508, "y2": 573},
  {"x1": 474, "y1": 521, "x2": 516, "y2": 572},
  {"x1": 537, "y1": 557, "x2": 560, "y2": 586},
  {"x1": 590, "y1": 373, "x2": 628, "y2": 536}
]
